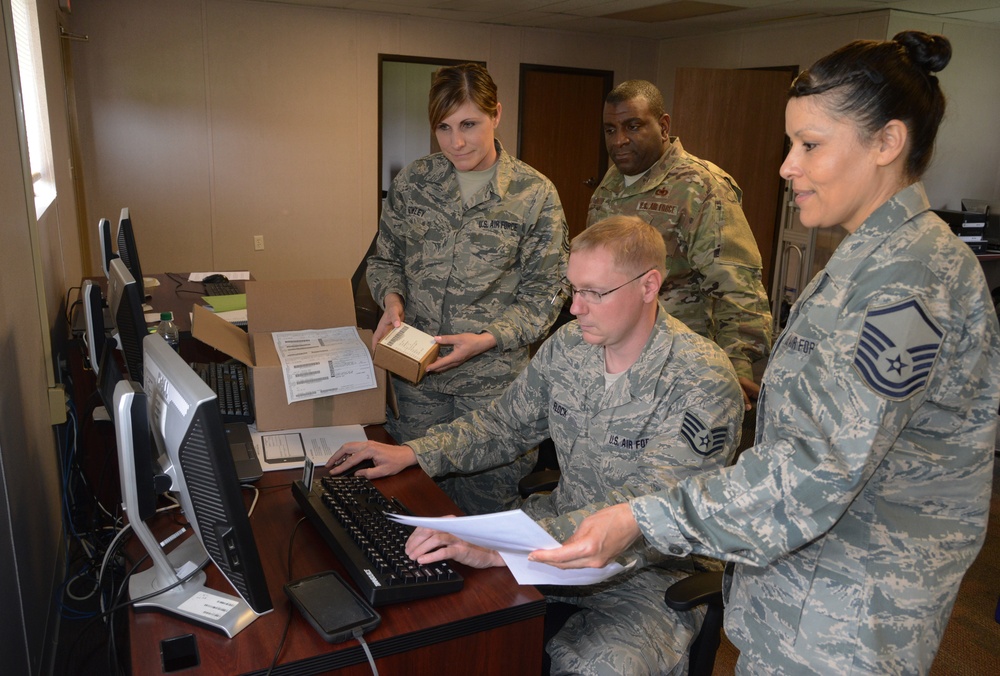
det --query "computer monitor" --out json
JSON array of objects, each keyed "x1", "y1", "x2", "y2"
[
  {"x1": 98, "y1": 217, "x2": 117, "y2": 278},
  {"x1": 961, "y1": 198, "x2": 998, "y2": 215},
  {"x1": 100, "y1": 344, "x2": 163, "y2": 522},
  {"x1": 108, "y1": 258, "x2": 148, "y2": 382},
  {"x1": 116, "y1": 207, "x2": 145, "y2": 299},
  {"x1": 112, "y1": 334, "x2": 272, "y2": 636},
  {"x1": 82, "y1": 280, "x2": 108, "y2": 376}
]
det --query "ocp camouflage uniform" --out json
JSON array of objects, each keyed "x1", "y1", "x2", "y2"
[
  {"x1": 368, "y1": 140, "x2": 568, "y2": 513},
  {"x1": 408, "y1": 306, "x2": 744, "y2": 675},
  {"x1": 629, "y1": 183, "x2": 1000, "y2": 674},
  {"x1": 587, "y1": 137, "x2": 772, "y2": 381}
]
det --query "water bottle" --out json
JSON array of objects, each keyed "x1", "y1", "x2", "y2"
[{"x1": 156, "y1": 311, "x2": 180, "y2": 352}]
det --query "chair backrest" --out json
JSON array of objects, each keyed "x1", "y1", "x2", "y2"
[{"x1": 353, "y1": 232, "x2": 381, "y2": 331}]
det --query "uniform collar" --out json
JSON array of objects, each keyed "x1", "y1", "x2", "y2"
[
  {"x1": 602, "y1": 304, "x2": 676, "y2": 407},
  {"x1": 429, "y1": 139, "x2": 512, "y2": 204},
  {"x1": 821, "y1": 182, "x2": 931, "y2": 283},
  {"x1": 598, "y1": 137, "x2": 683, "y2": 196}
]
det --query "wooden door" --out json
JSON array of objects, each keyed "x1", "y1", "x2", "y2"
[
  {"x1": 672, "y1": 67, "x2": 794, "y2": 290},
  {"x1": 518, "y1": 66, "x2": 612, "y2": 240}
]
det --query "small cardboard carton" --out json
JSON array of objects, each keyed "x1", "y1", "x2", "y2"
[
  {"x1": 191, "y1": 278, "x2": 387, "y2": 431},
  {"x1": 373, "y1": 323, "x2": 439, "y2": 384}
]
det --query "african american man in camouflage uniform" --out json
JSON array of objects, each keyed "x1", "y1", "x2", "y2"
[{"x1": 589, "y1": 79, "x2": 771, "y2": 408}]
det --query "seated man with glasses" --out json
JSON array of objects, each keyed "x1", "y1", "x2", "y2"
[{"x1": 326, "y1": 215, "x2": 743, "y2": 675}]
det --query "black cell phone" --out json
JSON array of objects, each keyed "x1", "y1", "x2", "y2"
[
  {"x1": 160, "y1": 633, "x2": 199, "y2": 672},
  {"x1": 284, "y1": 570, "x2": 380, "y2": 643}
]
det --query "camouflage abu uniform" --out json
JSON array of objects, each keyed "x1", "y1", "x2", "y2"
[
  {"x1": 409, "y1": 306, "x2": 744, "y2": 675},
  {"x1": 368, "y1": 140, "x2": 568, "y2": 512},
  {"x1": 629, "y1": 184, "x2": 1000, "y2": 674},
  {"x1": 587, "y1": 137, "x2": 771, "y2": 381}
]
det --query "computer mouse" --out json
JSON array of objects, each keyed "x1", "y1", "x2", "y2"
[
  {"x1": 204, "y1": 274, "x2": 228, "y2": 284},
  {"x1": 332, "y1": 456, "x2": 376, "y2": 476}
]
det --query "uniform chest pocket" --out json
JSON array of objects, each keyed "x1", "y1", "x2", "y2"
[{"x1": 466, "y1": 219, "x2": 520, "y2": 267}]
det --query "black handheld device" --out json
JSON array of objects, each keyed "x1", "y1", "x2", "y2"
[{"x1": 284, "y1": 570, "x2": 381, "y2": 643}]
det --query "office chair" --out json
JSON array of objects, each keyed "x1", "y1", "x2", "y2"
[
  {"x1": 520, "y1": 404, "x2": 757, "y2": 674},
  {"x1": 663, "y1": 406, "x2": 757, "y2": 675},
  {"x1": 353, "y1": 232, "x2": 381, "y2": 332},
  {"x1": 664, "y1": 570, "x2": 726, "y2": 676}
]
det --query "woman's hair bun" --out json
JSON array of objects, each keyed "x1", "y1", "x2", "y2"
[{"x1": 893, "y1": 30, "x2": 952, "y2": 73}]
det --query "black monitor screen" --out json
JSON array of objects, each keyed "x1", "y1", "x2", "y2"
[
  {"x1": 99, "y1": 217, "x2": 117, "y2": 278},
  {"x1": 109, "y1": 258, "x2": 147, "y2": 383},
  {"x1": 82, "y1": 280, "x2": 107, "y2": 376},
  {"x1": 101, "y1": 352, "x2": 160, "y2": 522},
  {"x1": 116, "y1": 207, "x2": 144, "y2": 299}
]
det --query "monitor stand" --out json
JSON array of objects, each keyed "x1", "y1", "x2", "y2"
[{"x1": 128, "y1": 526, "x2": 262, "y2": 638}]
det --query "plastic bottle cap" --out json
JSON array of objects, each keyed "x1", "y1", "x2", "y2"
[{"x1": 160, "y1": 311, "x2": 173, "y2": 321}]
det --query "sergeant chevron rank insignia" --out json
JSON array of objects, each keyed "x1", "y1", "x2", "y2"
[
  {"x1": 853, "y1": 297, "x2": 943, "y2": 400},
  {"x1": 680, "y1": 411, "x2": 727, "y2": 457}
]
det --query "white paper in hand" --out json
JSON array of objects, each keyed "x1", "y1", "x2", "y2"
[{"x1": 389, "y1": 509, "x2": 629, "y2": 586}]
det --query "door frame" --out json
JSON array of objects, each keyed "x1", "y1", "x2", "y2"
[
  {"x1": 517, "y1": 64, "x2": 613, "y2": 239},
  {"x1": 377, "y1": 55, "x2": 481, "y2": 211}
]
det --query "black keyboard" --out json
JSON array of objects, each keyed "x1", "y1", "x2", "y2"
[
  {"x1": 190, "y1": 361, "x2": 254, "y2": 424},
  {"x1": 292, "y1": 476, "x2": 463, "y2": 606},
  {"x1": 204, "y1": 280, "x2": 242, "y2": 296}
]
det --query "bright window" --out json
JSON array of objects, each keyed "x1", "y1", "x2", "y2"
[{"x1": 11, "y1": 0, "x2": 56, "y2": 215}]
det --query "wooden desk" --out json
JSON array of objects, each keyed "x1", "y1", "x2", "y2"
[
  {"x1": 141, "y1": 272, "x2": 247, "y2": 336},
  {"x1": 126, "y1": 435, "x2": 546, "y2": 675}
]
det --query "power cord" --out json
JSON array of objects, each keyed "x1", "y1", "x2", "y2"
[
  {"x1": 265, "y1": 516, "x2": 307, "y2": 675},
  {"x1": 354, "y1": 626, "x2": 379, "y2": 676}
]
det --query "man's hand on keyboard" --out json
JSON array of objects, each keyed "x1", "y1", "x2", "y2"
[
  {"x1": 405, "y1": 523, "x2": 503, "y2": 569},
  {"x1": 324, "y1": 440, "x2": 417, "y2": 479}
]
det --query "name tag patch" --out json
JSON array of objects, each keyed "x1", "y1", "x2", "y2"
[
  {"x1": 551, "y1": 400, "x2": 569, "y2": 419},
  {"x1": 853, "y1": 297, "x2": 942, "y2": 400},
  {"x1": 478, "y1": 219, "x2": 518, "y2": 232},
  {"x1": 637, "y1": 201, "x2": 678, "y2": 216},
  {"x1": 680, "y1": 412, "x2": 727, "y2": 457},
  {"x1": 781, "y1": 332, "x2": 817, "y2": 357},
  {"x1": 606, "y1": 433, "x2": 650, "y2": 450}
]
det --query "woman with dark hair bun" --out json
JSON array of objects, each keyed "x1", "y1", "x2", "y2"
[{"x1": 532, "y1": 31, "x2": 1000, "y2": 674}]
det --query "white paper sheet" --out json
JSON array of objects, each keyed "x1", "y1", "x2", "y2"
[
  {"x1": 389, "y1": 510, "x2": 630, "y2": 586},
  {"x1": 271, "y1": 327, "x2": 377, "y2": 404},
  {"x1": 249, "y1": 424, "x2": 367, "y2": 471},
  {"x1": 188, "y1": 271, "x2": 251, "y2": 282}
]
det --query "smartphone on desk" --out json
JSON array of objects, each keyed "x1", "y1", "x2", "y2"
[{"x1": 285, "y1": 570, "x2": 380, "y2": 643}]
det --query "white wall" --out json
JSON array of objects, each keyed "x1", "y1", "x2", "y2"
[
  {"x1": 0, "y1": 0, "x2": 74, "y2": 670},
  {"x1": 69, "y1": 0, "x2": 657, "y2": 282},
  {"x1": 886, "y1": 13, "x2": 1000, "y2": 209},
  {"x1": 656, "y1": 10, "x2": 1000, "y2": 210}
]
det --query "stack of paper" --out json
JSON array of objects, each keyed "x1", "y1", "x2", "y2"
[{"x1": 389, "y1": 510, "x2": 630, "y2": 586}]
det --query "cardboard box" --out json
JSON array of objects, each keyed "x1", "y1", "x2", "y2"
[
  {"x1": 373, "y1": 323, "x2": 439, "y2": 384},
  {"x1": 191, "y1": 279, "x2": 387, "y2": 431}
]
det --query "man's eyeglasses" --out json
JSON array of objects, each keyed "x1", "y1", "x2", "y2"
[{"x1": 568, "y1": 269, "x2": 653, "y2": 304}]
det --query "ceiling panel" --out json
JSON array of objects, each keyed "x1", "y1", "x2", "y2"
[{"x1": 256, "y1": 0, "x2": 1000, "y2": 39}]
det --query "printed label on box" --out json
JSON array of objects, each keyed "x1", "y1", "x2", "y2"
[{"x1": 381, "y1": 324, "x2": 437, "y2": 360}]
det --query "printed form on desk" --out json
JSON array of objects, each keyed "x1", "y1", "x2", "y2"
[{"x1": 272, "y1": 327, "x2": 377, "y2": 404}]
